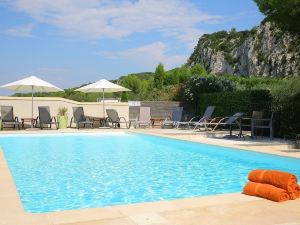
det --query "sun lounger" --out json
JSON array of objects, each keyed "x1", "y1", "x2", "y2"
[
  {"x1": 205, "y1": 112, "x2": 244, "y2": 137},
  {"x1": 38, "y1": 106, "x2": 59, "y2": 129},
  {"x1": 134, "y1": 107, "x2": 151, "y2": 128},
  {"x1": 71, "y1": 106, "x2": 93, "y2": 129},
  {"x1": 106, "y1": 109, "x2": 130, "y2": 129},
  {"x1": 0, "y1": 105, "x2": 21, "y2": 129},
  {"x1": 176, "y1": 106, "x2": 215, "y2": 130},
  {"x1": 161, "y1": 107, "x2": 183, "y2": 128}
]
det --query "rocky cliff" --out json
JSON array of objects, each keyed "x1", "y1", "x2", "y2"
[{"x1": 187, "y1": 22, "x2": 300, "y2": 76}]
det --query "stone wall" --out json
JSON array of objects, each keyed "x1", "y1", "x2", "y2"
[
  {"x1": 129, "y1": 101, "x2": 191, "y2": 120},
  {"x1": 0, "y1": 97, "x2": 195, "y2": 128},
  {"x1": 0, "y1": 97, "x2": 129, "y2": 127}
]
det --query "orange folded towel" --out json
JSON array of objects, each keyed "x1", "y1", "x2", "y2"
[
  {"x1": 248, "y1": 170, "x2": 300, "y2": 200},
  {"x1": 243, "y1": 181, "x2": 289, "y2": 202}
]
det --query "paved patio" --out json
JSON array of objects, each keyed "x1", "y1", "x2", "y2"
[{"x1": 0, "y1": 128, "x2": 299, "y2": 225}]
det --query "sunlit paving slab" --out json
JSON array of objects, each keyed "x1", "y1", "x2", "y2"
[{"x1": 129, "y1": 213, "x2": 168, "y2": 225}]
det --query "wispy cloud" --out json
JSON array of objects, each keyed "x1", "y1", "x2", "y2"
[
  {"x1": 6, "y1": 0, "x2": 222, "y2": 47},
  {"x1": 97, "y1": 42, "x2": 187, "y2": 70},
  {"x1": 4, "y1": 23, "x2": 35, "y2": 37}
]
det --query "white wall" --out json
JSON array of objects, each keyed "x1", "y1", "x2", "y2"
[{"x1": 0, "y1": 97, "x2": 129, "y2": 124}]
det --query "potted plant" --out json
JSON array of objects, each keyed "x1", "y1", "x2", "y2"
[{"x1": 57, "y1": 107, "x2": 68, "y2": 129}]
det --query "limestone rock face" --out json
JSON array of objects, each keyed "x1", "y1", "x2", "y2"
[{"x1": 187, "y1": 22, "x2": 300, "y2": 76}]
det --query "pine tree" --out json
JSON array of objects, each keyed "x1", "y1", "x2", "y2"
[{"x1": 154, "y1": 63, "x2": 165, "y2": 88}]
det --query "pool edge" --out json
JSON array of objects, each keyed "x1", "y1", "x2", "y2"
[
  {"x1": 1, "y1": 136, "x2": 300, "y2": 225},
  {"x1": 129, "y1": 129, "x2": 300, "y2": 159}
]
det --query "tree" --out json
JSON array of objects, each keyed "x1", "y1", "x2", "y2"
[
  {"x1": 178, "y1": 65, "x2": 192, "y2": 82},
  {"x1": 183, "y1": 75, "x2": 236, "y2": 103},
  {"x1": 154, "y1": 63, "x2": 165, "y2": 88},
  {"x1": 121, "y1": 92, "x2": 128, "y2": 102},
  {"x1": 254, "y1": 0, "x2": 300, "y2": 32},
  {"x1": 190, "y1": 63, "x2": 208, "y2": 76},
  {"x1": 120, "y1": 75, "x2": 141, "y2": 93},
  {"x1": 230, "y1": 28, "x2": 237, "y2": 34},
  {"x1": 164, "y1": 68, "x2": 180, "y2": 85}
]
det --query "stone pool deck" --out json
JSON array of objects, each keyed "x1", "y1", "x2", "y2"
[{"x1": 0, "y1": 128, "x2": 300, "y2": 225}]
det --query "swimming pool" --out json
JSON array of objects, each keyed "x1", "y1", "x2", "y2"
[{"x1": 0, "y1": 132, "x2": 299, "y2": 213}]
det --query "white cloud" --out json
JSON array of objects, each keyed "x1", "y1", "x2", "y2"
[
  {"x1": 97, "y1": 42, "x2": 187, "y2": 70},
  {"x1": 4, "y1": 23, "x2": 35, "y2": 37},
  {"x1": 7, "y1": 0, "x2": 222, "y2": 47}
]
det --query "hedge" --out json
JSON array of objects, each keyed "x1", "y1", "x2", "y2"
[
  {"x1": 273, "y1": 93, "x2": 300, "y2": 138},
  {"x1": 196, "y1": 90, "x2": 272, "y2": 117},
  {"x1": 194, "y1": 89, "x2": 300, "y2": 138}
]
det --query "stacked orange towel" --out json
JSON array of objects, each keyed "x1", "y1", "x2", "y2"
[
  {"x1": 243, "y1": 169, "x2": 300, "y2": 202},
  {"x1": 244, "y1": 182, "x2": 289, "y2": 202}
]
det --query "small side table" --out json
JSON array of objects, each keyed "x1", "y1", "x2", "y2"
[
  {"x1": 88, "y1": 116, "x2": 106, "y2": 127},
  {"x1": 21, "y1": 118, "x2": 36, "y2": 129},
  {"x1": 150, "y1": 118, "x2": 165, "y2": 128}
]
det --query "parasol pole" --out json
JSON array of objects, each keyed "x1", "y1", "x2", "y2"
[
  {"x1": 31, "y1": 85, "x2": 34, "y2": 128},
  {"x1": 102, "y1": 88, "x2": 105, "y2": 118}
]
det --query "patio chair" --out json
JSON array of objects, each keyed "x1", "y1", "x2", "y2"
[
  {"x1": 106, "y1": 109, "x2": 130, "y2": 129},
  {"x1": 70, "y1": 106, "x2": 93, "y2": 129},
  {"x1": 37, "y1": 106, "x2": 59, "y2": 130},
  {"x1": 251, "y1": 111, "x2": 273, "y2": 140},
  {"x1": 205, "y1": 112, "x2": 245, "y2": 138},
  {"x1": 161, "y1": 107, "x2": 183, "y2": 128},
  {"x1": 176, "y1": 106, "x2": 215, "y2": 130},
  {"x1": 134, "y1": 107, "x2": 151, "y2": 128},
  {"x1": 0, "y1": 105, "x2": 21, "y2": 129}
]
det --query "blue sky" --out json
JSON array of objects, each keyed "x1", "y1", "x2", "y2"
[{"x1": 0, "y1": 0, "x2": 264, "y2": 95}]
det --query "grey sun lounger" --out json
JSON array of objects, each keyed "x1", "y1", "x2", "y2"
[
  {"x1": 0, "y1": 105, "x2": 21, "y2": 129},
  {"x1": 134, "y1": 107, "x2": 151, "y2": 128},
  {"x1": 37, "y1": 106, "x2": 59, "y2": 129},
  {"x1": 176, "y1": 106, "x2": 215, "y2": 130},
  {"x1": 161, "y1": 107, "x2": 183, "y2": 128},
  {"x1": 71, "y1": 106, "x2": 93, "y2": 129},
  {"x1": 204, "y1": 112, "x2": 245, "y2": 137},
  {"x1": 106, "y1": 109, "x2": 130, "y2": 129}
]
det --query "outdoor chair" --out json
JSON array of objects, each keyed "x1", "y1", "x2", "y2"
[
  {"x1": 106, "y1": 109, "x2": 130, "y2": 129},
  {"x1": 176, "y1": 106, "x2": 215, "y2": 130},
  {"x1": 134, "y1": 107, "x2": 151, "y2": 128},
  {"x1": 161, "y1": 107, "x2": 183, "y2": 128},
  {"x1": 70, "y1": 106, "x2": 93, "y2": 129},
  {"x1": 37, "y1": 106, "x2": 59, "y2": 129},
  {"x1": 251, "y1": 111, "x2": 273, "y2": 140},
  {"x1": 205, "y1": 112, "x2": 245, "y2": 138},
  {"x1": 0, "y1": 105, "x2": 21, "y2": 129}
]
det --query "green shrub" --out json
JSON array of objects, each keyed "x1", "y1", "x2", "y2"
[
  {"x1": 224, "y1": 53, "x2": 238, "y2": 66},
  {"x1": 273, "y1": 93, "x2": 300, "y2": 138},
  {"x1": 196, "y1": 89, "x2": 272, "y2": 116},
  {"x1": 183, "y1": 75, "x2": 236, "y2": 104},
  {"x1": 190, "y1": 63, "x2": 208, "y2": 76}
]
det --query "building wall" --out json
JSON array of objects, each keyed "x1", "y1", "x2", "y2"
[
  {"x1": 0, "y1": 97, "x2": 129, "y2": 126},
  {"x1": 129, "y1": 101, "x2": 191, "y2": 120}
]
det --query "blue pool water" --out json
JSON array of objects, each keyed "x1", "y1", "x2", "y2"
[{"x1": 0, "y1": 132, "x2": 300, "y2": 213}]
